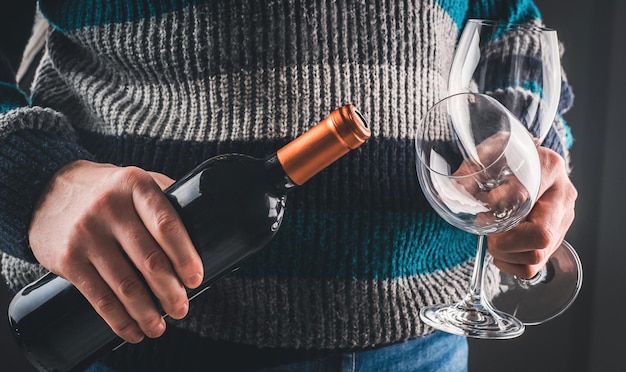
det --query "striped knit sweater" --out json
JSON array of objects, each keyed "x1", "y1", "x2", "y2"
[{"x1": 0, "y1": 0, "x2": 573, "y2": 367}]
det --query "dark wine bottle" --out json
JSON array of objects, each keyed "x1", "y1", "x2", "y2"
[{"x1": 7, "y1": 105, "x2": 370, "y2": 372}]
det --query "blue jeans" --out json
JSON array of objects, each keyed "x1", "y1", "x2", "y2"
[
  {"x1": 86, "y1": 331, "x2": 467, "y2": 372},
  {"x1": 258, "y1": 331, "x2": 468, "y2": 372}
]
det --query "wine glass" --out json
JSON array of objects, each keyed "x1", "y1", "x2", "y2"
[
  {"x1": 448, "y1": 19, "x2": 583, "y2": 325},
  {"x1": 415, "y1": 92, "x2": 541, "y2": 339}
]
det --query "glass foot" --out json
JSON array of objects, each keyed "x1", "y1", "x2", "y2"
[
  {"x1": 484, "y1": 240, "x2": 583, "y2": 325},
  {"x1": 420, "y1": 298, "x2": 525, "y2": 339}
]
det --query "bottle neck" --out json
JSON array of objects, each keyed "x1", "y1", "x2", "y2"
[
  {"x1": 276, "y1": 105, "x2": 370, "y2": 185},
  {"x1": 264, "y1": 154, "x2": 298, "y2": 194}
]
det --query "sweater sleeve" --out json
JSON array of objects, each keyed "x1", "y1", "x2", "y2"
[{"x1": 0, "y1": 67, "x2": 94, "y2": 263}]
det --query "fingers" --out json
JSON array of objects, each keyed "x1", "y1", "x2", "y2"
[
  {"x1": 487, "y1": 147, "x2": 577, "y2": 278},
  {"x1": 111, "y1": 215, "x2": 190, "y2": 320},
  {"x1": 110, "y1": 167, "x2": 203, "y2": 319},
  {"x1": 489, "y1": 257, "x2": 544, "y2": 280},
  {"x1": 71, "y1": 264, "x2": 148, "y2": 344},
  {"x1": 65, "y1": 234, "x2": 165, "y2": 344},
  {"x1": 126, "y1": 168, "x2": 204, "y2": 289},
  {"x1": 62, "y1": 212, "x2": 174, "y2": 342},
  {"x1": 89, "y1": 245, "x2": 168, "y2": 340},
  {"x1": 488, "y1": 222, "x2": 564, "y2": 279}
]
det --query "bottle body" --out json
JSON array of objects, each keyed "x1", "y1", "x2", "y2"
[
  {"x1": 7, "y1": 105, "x2": 370, "y2": 372},
  {"x1": 166, "y1": 153, "x2": 292, "y2": 296}
]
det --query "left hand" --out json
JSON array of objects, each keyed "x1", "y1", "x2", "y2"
[{"x1": 487, "y1": 146, "x2": 577, "y2": 279}]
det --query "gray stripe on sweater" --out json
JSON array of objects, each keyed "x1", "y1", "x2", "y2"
[
  {"x1": 32, "y1": 3, "x2": 458, "y2": 143},
  {"x1": 172, "y1": 264, "x2": 473, "y2": 348}
]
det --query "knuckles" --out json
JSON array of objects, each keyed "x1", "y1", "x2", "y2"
[
  {"x1": 143, "y1": 250, "x2": 172, "y2": 274},
  {"x1": 153, "y1": 211, "x2": 184, "y2": 237},
  {"x1": 114, "y1": 166, "x2": 154, "y2": 190},
  {"x1": 95, "y1": 292, "x2": 120, "y2": 316},
  {"x1": 118, "y1": 275, "x2": 145, "y2": 299},
  {"x1": 525, "y1": 247, "x2": 547, "y2": 266}
]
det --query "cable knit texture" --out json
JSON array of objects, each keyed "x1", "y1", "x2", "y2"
[{"x1": 0, "y1": 0, "x2": 573, "y2": 366}]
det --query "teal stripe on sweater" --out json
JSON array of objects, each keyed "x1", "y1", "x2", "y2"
[
  {"x1": 435, "y1": 0, "x2": 541, "y2": 30},
  {"x1": 437, "y1": 0, "x2": 470, "y2": 29},
  {"x1": 40, "y1": 0, "x2": 537, "y2": 33},
  {"x1": 39, "y1": 0, "x2": 200, "y2": 31},
  {"x1": 468, "y1": 0, "x2": 541, "y2": 25},
  {"x1": 559, "y1": 115, "x2": 574, "y2": 149},
  {"x1": 0, "y1": 83, "x2": 29, "y2": 113},
  {"x1": 238, "y1": 209, "x2": 476, "y2": 281}
]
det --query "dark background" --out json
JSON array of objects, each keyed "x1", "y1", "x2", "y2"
[
  {"x1": 469, "y1": 0, "x2": 626, "y2": 371},
  {"x1": 1, "y1": 0, "x2": 624, "y2": 371}
]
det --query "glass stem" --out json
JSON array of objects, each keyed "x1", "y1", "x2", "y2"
[{"x1": 468, "y1": 235, "x2": 488, "y2": 300}]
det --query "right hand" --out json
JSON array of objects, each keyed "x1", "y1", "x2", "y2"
[{"x1": 28, "y1": 160, "x2": 204, "y2": 344}]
